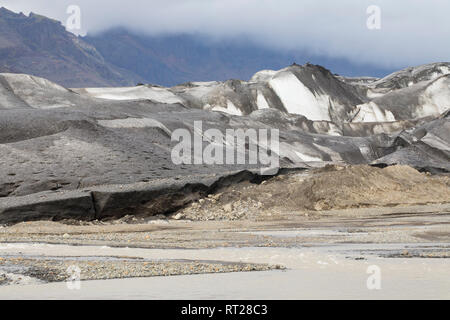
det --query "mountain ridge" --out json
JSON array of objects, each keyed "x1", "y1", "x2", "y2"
[
  {"x1": 0, "y1": 7, "x2": 397, "y2": 88},
  {"x1": 84, "y1": 28, "x2": 396, "y2": 87},
  {"x1": 74, "y1": 62, "x2": 450, "y2": 129},
  {"x1": 0, "y1": 7, "x2": 143, "y2": 87}
]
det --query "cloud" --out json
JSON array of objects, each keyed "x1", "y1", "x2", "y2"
[{"x1": 2, "y1": 0, "x2": 450, "y2": 68}]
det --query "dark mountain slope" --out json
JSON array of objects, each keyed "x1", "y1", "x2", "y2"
[
  {"x1": 0, "y1": 7, "x2": 142, "y2": 87},
  {"x1": 83, "y1": 28, "x2": 395, "y2": 87}
]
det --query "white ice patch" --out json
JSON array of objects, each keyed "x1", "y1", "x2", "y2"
[
  {"x1": 190, "y1": 81, "x2": 220, "y2": 87},
  {"x1": 269, "y1": 71, "x2": 331, "y2": 121},
  {"x1": 256, "y1": 91, "x2": 270, "y2": 110},
  {"x1": 211, "y1": 100, "x2": 243, "y2": 116},
  {"x1": 277, "y1": 142, "x2": 326, "y2": 164},
  {"x1": 81, "y1": 87, "x2": 183, "y2": 104},
  {"x1": 324, "y1": 125, "x2": 343, "y2": 136},
  {"x1": 366, "y1": 89, "x2": 387, "y2": 99},
  {"x1": 176, "y1": 82, "x2": 220, "y2": 100},
  {"x1": 438, "y1": 66, "x2": 450, "y2": 75},
  {"x1": 359, "y1": 145, "x2": 374, "y2": 160},
  {"x1": 98, "y1": 118, "x2": 172, "y2": 135},
  {"x1": 352, "y1": 102, "x2": 396, "y2": 122},
  {"x1": 312, "y1": 143, "x2": 343, "y2": 161},
  {"x1": 421, "y1": 133, "x2": 450, "y2": 151},
  {"x1": 294, "y1": 151, "x2": 322, "y2": 162},
  {"x1": 418, "y1": 76, "x2": 450, "y2": 116},
  {"x1": 1, "y1": 73, "x2": 75, "y2": 109},
  {"x1": 3, "y1": 73, "x2": 68, "y2": 92},
  {"x1": 250, "y1": 70, "x2": 277, "y2": 82}
]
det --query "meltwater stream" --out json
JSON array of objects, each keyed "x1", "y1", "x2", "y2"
[{"x1": 0, "y1": 242, "x2": 448, "y2": 299}]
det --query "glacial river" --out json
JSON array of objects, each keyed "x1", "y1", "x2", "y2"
[{"x1": 0, "y1": 242, "x2": 449, "y2": 299}]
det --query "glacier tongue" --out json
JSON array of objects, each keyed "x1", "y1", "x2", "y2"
[
  {"x1": 70, "y1": 62, "x2": 450, "y2": 125},
  {"x1": 0, "y1": 63, "x2": 449, "y2": 223}
]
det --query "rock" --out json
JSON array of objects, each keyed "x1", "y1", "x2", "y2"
[
  {"x1": 223, "y1": 203, "x2": 233, "y2": 213},
  {"x1": 173, "y1": 213, "x2": 184, "y2": 220}
]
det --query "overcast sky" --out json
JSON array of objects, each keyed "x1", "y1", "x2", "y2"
[{"x1": 2, "y1": 0, "x2": 449, "y2": 68}]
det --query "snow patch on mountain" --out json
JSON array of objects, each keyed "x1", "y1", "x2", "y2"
[
  {"x1": 25, "y1": 62, "x2": 448, "y2": 126},
  {"x1": 0, "y1": 73, "x2": 80, "y2": 109},
  {"x1": 76, "y1": 86, "x2": 183, "y2": 104},
  {"x1": 250, "y1": 70, "x2": 277, "y2": 82},
  {"x1": 419, "y1": 76, "x2": 450, "y2": 116},
  {"x1": 352, "y1": 102, "x2": 397, "y2": 122},
  {"x1": 211, "y1": 100, "x2": 243, "y2": 116},
  {"x1": 256, "y1": 91, "x2": 270, "y2": 110},
  {"x1": 294, "y1": 150, "x2": 323, "y2": 162},
  {"x1": 3, "y1": 73, "x2": 68, "y2": 93},
  {"x1": 269, "y1": 71, "x2": 331, "y2": 121}
]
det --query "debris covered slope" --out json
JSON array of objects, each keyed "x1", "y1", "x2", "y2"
[{"x1": 176, "y1": 165, "x2": 450, "y2": 221}]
